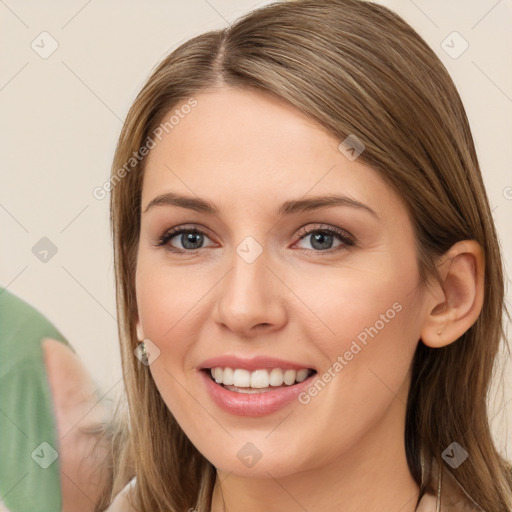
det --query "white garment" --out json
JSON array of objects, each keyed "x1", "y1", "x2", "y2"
[
  {"x1": 103, "y1": 477, "x2": 137, "y2": 512},
  {"x1": 416, "y1": 492, "x2": 439, "y2": 511}
]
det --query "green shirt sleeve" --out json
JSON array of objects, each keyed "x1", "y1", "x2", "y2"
[{"x1": 0, "y1": 287, "x2": 69, "y2": 512}]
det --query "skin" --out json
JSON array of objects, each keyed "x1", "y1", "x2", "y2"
[
  {"x1": 42, "y1": 338, "x2": 111, "y2": 512},
  {"x1": 134, "y1": 87, "x2": 484, "y2": 512}
]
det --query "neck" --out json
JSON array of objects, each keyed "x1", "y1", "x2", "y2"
[{"x1": 210, "y1": 389, "x2": 420, "y2": 512}]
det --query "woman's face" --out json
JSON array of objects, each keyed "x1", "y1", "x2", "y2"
[{"x1": 135, "y1": 87, "x2": 430, "y2": 478}]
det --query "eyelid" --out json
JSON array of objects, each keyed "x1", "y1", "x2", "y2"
[
  {"x1": 293, "y1": 223, "x2": 356, "y2": 252},
  {"x1": 295, "y1": 223, "x2": 354, "y2": 241},
  {"x1": 155, "y1": 223, "x2": 356, "y2": 253},
  {"x1": 154, "y1": 224, "x2": 217, "y2": 252}
]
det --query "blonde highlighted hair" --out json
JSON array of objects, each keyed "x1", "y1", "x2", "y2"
[{"x1": 100, "y1": 1, "x2": 512, "y2": 510}]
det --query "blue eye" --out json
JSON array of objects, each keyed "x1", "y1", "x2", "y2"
[
  {"x1": 155, "y1": 224, "x2": 355, "y2": 254},
  {"x1": 294, "y1": 225, "x2": 355, "y2": 253},
  {"x1": 156, "y1": 227, "x2": 215, "y2": 252}
]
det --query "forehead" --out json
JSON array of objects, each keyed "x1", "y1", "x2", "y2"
[{"x1": 140, "y1": 87, "x2": 402, "y2": 220}]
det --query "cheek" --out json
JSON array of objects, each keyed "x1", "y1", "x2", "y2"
[
  {"x1": 283, "y1": 276, "x2": 420, "y2": 468},
  {"x1": 135, "y1": 256, "x2": 217, "y2": 416},
  {"x1": 135, "y1": 257, "x2": 209, "y2": 350},
  {"x1": 293, "y1": 255, "x2": 421, "y2": 357},
  {"x1": 290, "y1": 249, "x2": 423, "y2": 423}
]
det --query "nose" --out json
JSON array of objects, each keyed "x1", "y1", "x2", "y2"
[{"x1": 214, "y1": 245, "x2": 287, "y2": 338}]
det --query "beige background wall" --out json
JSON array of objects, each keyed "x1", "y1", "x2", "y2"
[{"x1": 1, "y1": 0, "x2": 511, "y2": 458}]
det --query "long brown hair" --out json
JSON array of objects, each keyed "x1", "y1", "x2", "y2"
[{"x1": 104, "y1": 0, "x2": 512, "y2": 510}]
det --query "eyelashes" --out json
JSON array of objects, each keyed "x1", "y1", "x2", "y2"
[
  {"x1": 294, "y1": 225, "x2": 355, "y2": 252},
  {"x1": 156, "y1": 227, "x2": 214, "y2": 252},
  {"x1": 154, "y1": 224, "x2": 356, "y2": 255}
]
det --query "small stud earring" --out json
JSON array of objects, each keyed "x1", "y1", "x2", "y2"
[{"x1": 140, "y1": 341, "x2": 149, "y2": 365}]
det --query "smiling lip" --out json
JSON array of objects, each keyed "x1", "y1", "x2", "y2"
[
  {"x1": 198, "y1": 355, "x2": 316, "y2": 417},
  {"x1": 199, "y1": 355, "x2": 315, "y2": 372},
  {"x1": 199, "y1": 371, "x2": 315, "y2": 416}
]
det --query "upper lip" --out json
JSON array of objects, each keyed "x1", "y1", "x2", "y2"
[{"x1": 199, "y1": 355, "x2": 316, "y2": 372}]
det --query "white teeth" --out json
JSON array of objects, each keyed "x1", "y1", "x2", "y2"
[
  {"x1": 251, "y1": 369, "x2": 270, "y2": 388},
  {"x1": 209, "y1": 367, "x2": 312, "y2": 388},
  {"x1": 283, "y1": 369, "x2": 296, "y2": 385},
  {"x1": 213, "y1": 367, "x2": 223, "y2": 383},
  {"x1": 222, "y1": 367, "x2": 234, "y2": 385},
  {"x1": 269, "y1": 368, "x2": 284, "y2": 386},
  {"x1": 296, "y1": 368, "x2": 309, "y2": 382},
  {"x1": 233, "y1": 369, "x2": 250, "y2": 387}
]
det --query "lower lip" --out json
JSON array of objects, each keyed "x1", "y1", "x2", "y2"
[{"x1": 199, "y1": 370, "x2": 314, "y2": 417}]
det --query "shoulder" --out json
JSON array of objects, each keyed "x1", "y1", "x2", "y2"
[{"x1": 104, "y1": 478, "x2": 138, "y2": 512}]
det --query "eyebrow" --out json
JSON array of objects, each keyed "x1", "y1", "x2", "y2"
[{"x1": 142, "y1": 192, "x2": 378, "y2": 218}]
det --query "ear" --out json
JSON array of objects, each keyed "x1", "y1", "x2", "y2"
[
  {"x1": 136, "y1": 316, "x2": 145, "y2": 341},
  {"x1": 421, "y1": 240, "x2": 485, "y2": 348}
]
